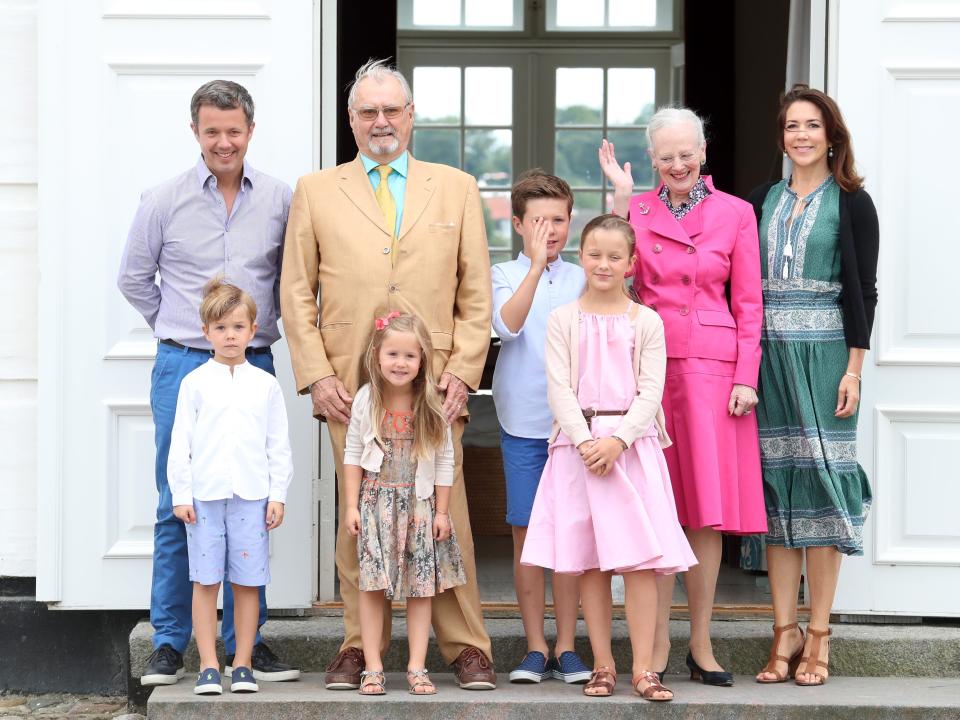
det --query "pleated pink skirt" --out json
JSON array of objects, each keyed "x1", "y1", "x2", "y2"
[{"x1": 661, "y1": 357, "x2": 767, "y2": 533}]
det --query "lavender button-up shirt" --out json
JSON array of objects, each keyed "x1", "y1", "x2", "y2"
[{"x1": 118, "y1": 157, "x2": 292, "y2": 349}]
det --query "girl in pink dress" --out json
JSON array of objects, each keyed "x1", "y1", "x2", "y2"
[{"x1": 521, "y1": 215, "x2": 697, "y2": 702}]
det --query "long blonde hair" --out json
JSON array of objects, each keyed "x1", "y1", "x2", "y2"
[{"x1": 361, "y1": 313, "x2": 447, "y2": 458}]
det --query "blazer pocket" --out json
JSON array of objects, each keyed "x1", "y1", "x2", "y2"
[
  {"x1": 320, "y1": 321, "x2": 353, "y2": 331},
  {"x1": 428, "y1": 221, "x2": 457, "y2": 233},
  {"x1": 696, "y1": 309, "x2": 737, "y2": 328},
  {"x1": 431, "y1": 331, "x2": 454, "y2": 351}
]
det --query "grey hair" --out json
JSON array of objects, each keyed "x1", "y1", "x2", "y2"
[
  {"x1": 646, "y1": 106, "x2": 705, "y2": 150},
  {"x1": 347, "y1": 58, "x2": 413, "y2": 108},
  {"x1": 190, "y1": 80, "x2": 254, "y2": 126}
]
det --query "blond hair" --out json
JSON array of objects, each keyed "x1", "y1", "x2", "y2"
[
  {"x1": 361, "y1": 313, "x2": 446, "y2": 459},
  {"x1": 199, "y1": 277, "x2": 257, "y2": 326}
]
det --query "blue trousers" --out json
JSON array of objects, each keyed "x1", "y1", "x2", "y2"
[{"x1": 150, "y1": 342, "x2": 273, "y2": 653}]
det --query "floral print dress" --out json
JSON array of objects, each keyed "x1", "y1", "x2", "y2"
[{"x1": 357, "y1": 410, "x2": 466, "y2": 599}]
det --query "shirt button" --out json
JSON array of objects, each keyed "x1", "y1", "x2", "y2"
[
  {"x1": 680, "y1": 305, "x2": 690, "y2": 316},
  {"x1": 382, "y1": 247, "x2": 390, "y2": 254},
  {"x1": 686, "y1": 246, "x2": 696, "y2": 254},
  {"x1": 653, "y1": 243, "x2": 663, "y2": 254},
  {"x1": 682, "y1": 275, "x2": 691, "y2": 285},
  {"x1": 389, "y1": 284, "x2": 398, "y2": 293}
]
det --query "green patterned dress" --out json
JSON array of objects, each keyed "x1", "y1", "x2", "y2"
[{"x1": 755, "y1": 176, "x2": 871, "y2": 555}]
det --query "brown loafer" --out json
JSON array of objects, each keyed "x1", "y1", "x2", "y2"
[
  {"x1": 452, "y1": 647, "x2": 496, "y2": 689},
  {"x1": 324, "y1": 646, "x2": 365, "y2": 690}
]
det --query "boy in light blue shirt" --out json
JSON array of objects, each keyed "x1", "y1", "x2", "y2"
[{"x1": 491, "y1": 170, "x2": 589, "y2": 684}]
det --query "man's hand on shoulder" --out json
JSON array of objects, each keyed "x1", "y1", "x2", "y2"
[{"x1": 310, "y1": 375, "x2": 353, "y2": 423}]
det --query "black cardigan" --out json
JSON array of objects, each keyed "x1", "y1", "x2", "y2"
[{"x1": 747, "y1": 181, "x2": 879, "y2": 350}]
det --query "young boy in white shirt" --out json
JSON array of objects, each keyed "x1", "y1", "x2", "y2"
[
  {"x1": 491, "y1": 170, "x2": 590, "y2": 684},
  {"x1": 168, "y1": 279, "x2": 293, "y2": 696}
]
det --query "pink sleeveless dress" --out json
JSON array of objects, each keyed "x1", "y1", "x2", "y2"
[{"x1": 521, "y1": 311, "x2": 697, "y2": 575}]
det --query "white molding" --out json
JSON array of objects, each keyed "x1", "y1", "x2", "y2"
[
  {"x1": 881, "y1": 0, "x2": 960, "y2": 22},
  {"x1": 873, "y1": 405, "x2": 960, "y2": 566},
  {"x1": 104, "y1": 401, "x2": 154, "y2": 560},
  {"x1": 107, "y1": 61, "x2": 265, "y2": 76},
  {"x1": 102, "y1": 0, "x2": 270, "y2": 20}
]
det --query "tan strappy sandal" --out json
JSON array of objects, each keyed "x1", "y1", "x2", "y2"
[
  {"x1": 795, "y1": 627, "x2": 831, "y2": 686},
  {"x1": 633, "y1": 670, "x2": 673, "y2": 702},
  {"x1": 406, "y1": 669, "x2": 437, "y2": 695},
  {"x1": 756, "y1": 622, "x2": 805, "y2": 683},
  {"x1": 358, "y1": 669, "x2": 386, "y2": 695},
  {"x1": 583, "y1": 667, "x2": 617, "y2": 697}
]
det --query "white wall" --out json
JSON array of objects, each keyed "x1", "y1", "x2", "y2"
[{"x1": 0, "y1": 0, "x2": 38, "y2": 577}]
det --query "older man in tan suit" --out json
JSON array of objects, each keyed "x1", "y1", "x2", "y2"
[{"x1": 280, "y1": 59, "x2": 495, "y2": 689}]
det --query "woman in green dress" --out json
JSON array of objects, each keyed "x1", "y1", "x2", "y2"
[{"x1": 748, "y1": 85, "x2": 879, "y2": 687}]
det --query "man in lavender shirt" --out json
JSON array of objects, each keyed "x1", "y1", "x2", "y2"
[{"x1": 118, "y1": 80, "x2": 299, "y2": 687}]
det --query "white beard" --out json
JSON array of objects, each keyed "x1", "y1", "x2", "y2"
[{"x1": 367, "y1": 134, "x2": 400, "y2": 156}]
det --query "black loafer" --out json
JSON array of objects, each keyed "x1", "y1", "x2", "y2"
[
  {"x1": 686, "y1": 651, "x2": 733, "y2": 686},
  {"x1": 225, "y1": 641, "x2": 301, "y2": 682}
]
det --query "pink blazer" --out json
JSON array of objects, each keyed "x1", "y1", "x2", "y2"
[{"x1": 628, "y1": 177, "x2": 762, "y2": 388}]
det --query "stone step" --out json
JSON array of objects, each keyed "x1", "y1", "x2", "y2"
[
  {"x1": 147, "y1": 672, "x2": 960, "y2": 720},
  {"x1": 129, "y1": 616, "x2": 960, "y2": 683}
]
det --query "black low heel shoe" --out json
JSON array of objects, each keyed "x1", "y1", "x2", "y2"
[{"x1": 685, "y1": 651, "x2": 734, "y2": 686}]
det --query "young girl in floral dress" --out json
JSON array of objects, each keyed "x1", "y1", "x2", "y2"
[{"x1": 343, "y1": 312, "x2": 466, "y2": 696}]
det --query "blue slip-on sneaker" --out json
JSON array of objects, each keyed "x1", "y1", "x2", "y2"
[
  {"x1": 141, "y1": 644, "x2": 184, "y2": 686},
  {"x1": 553, "y1": 651, "x2": 593, "y2": 684},
  {"x1": 509, "y1": 651, "x2": 552, "y2": 683},
  {"x1": 194, "y1": 667, "x2": 223, "y2": 695},
  {"x1": 230, "y1": 665, "x2": 259, "y2": 693}
]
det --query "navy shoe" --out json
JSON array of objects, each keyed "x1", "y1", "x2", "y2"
[
  {"x1": 194, "y1": 667, "x2": 223, "y2": 695},
  {"x1": 141, "y1": 644, "x2": 184, "y2": 686},
  {"x1": 226, "y1": 642, "x2": 301, "y2": 682},
  {"x1": 552, "y1": 650, "x2": 593, "y2": 684},
  {"x1": 686, "y1": 651, "x2": 734, "y2": 687},
  {"x1": 509, "y1": 651, "x2": 551, "y2": 683},
  {"x1": 230, "y1": 665, "x2": 259, "y2": 693}
]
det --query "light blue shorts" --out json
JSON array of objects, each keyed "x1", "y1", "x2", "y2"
[
  {"x1": 500, "y1": 428, "x2": 549, "y2": 527},
  {"x1": 186, "y1": 495, "x2": 270, "y2": 587}
]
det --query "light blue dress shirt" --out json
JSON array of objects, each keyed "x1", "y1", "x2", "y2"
[
  {"x1": 491, "y1": 253, "x2": 585, "y2": 438},
  {"x1": 360, "y1": 151, "x2": 408, "y2": 237},
  {"x1": 117, "y1": 156, "x2": 292, "y2": 349}
]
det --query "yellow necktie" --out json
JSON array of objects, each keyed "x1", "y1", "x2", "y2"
[{"x1": 375, "y1": 165, "x2": 397, "y2": 263}]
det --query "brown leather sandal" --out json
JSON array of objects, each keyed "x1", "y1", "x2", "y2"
[
  {"x1": 756, "y1": 622, "x2": 805, "y2": 683},
  {"x1": 358, "y1": 669, "x2": 386, "y2": 695},
  {"x1": 583, "y1": 667, "x2": 617, "y2": 697},
  {"x1": 633, "y1": 670, "x2": 673, "y2": 702},
  {"x1": 796, "y1": 627, "x2": 831, "y2": 686}
]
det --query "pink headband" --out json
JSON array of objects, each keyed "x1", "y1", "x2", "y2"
[{"x1": 374, "y1": 311, "x2": 401, "y2": 331}]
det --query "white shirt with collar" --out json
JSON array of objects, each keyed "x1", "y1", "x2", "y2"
[
  {"x1": 167, "y1": 359, "x2": 293, "y2": 507},
  {"x1": 491, "y1": 252, "x2": 585, "y2": 439},
  {"x1": 343, "y1": 384, "x2": 454, "y2": 501}
]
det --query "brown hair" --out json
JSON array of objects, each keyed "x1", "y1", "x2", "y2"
[
  {"x1": 199, "y1": 277, "x2": 257, "y2": 325},
  {"x1": 579, "y1": 214, "x2": 637, "y2": 299},
  {"x1": 777, "y1": 84, "x2": 863, "y2": 192},
  {"x1": 361, "y1": 313, "x2": 446, "y2": 459},
  {"x1": 511, "y1": 168, "x2": 574, "y2": 219}
]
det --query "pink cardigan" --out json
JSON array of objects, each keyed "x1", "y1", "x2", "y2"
[{"x1": 544, "y1": 300, "x2": 671, "y2": 450}]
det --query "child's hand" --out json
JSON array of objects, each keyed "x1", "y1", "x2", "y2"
[
  {"x1": 581, "y1": 437, "x2": 625, "y2": 477},
  {"x1": 433, "y1": 511, "x2": 451, "y2": 541},
  {"x1": 345, "y1": 506, "x2": 361, "y2": 537},
  {"x1": 173, "y1": 504, "x2": 196, "y2": 524},
  {"x1": 577, "y1": 439, "x2": 596, "y2": 460},
  {"x1": 524, "y1": 216, "x2": 550, "y2": 271},
  {"x1": 265, "y1": 501, "x2": 285, "y2": 530}
]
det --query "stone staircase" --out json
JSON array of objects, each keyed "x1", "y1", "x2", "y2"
[{"x1": 133, "y1": 616, "x2": 960, "y2": 718}]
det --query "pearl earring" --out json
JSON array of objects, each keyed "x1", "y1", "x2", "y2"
[
  {"x1": 828, "y1": 146, "x2": 834, "y2": 158},
  {"x1": 783, "y1": 151, "x2": 788, "y2": 158}
]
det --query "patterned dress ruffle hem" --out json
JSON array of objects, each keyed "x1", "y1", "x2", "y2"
[{"x1": 357, "y1": 411, "x2": 466, "y2": 599}]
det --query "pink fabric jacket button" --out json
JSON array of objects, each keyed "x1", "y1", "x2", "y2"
[
  {"x1": 651, "y1": 275, "x2": 660, "y2": 284},
  {"x1": 679, "y1": 306, "x2": 690, "y2": 316},
  {"x1": 682, "y1": 275, "x2": 691, "y2": 285},
  {"x1": 653, "y1": 243, "x2": 663, "y2": 253},
  {"x1": 686, "y1": 246, "x2": 696, "y2": 254}
]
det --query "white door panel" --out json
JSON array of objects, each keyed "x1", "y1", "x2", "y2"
[
  {"x1": 37, "y1": 0, "x2": 316, "y2": 609},
  {"x1": 830, "y1": 0, "x2": 960, "y2": 616}
]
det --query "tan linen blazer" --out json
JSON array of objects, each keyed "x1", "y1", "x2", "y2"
[
  {"x1": 280, "y1": 154, "x2": 492, "y2": 397},
  {"x1": 545, "y1": 300, "x2": 671, "y2": 449}
]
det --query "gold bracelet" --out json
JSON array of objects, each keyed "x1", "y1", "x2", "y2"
[{"x1": 844, "y1": 372, "x2": 862, "y2": 382}]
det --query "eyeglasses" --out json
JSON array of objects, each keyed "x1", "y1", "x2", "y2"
[
  {"x1": 654, "y1": 152, "x2": 698, "y2": 168},
  {"x1": 351, "y1": 103, "x2": 410, "y2": 121}
]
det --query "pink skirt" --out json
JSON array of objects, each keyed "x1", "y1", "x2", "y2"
[
  {"x1": 521, "y1": 418, "x2": 697, "y2": 575},
  {"x1": 661, "y1": 357, "x2": 767, "y2": 533}
]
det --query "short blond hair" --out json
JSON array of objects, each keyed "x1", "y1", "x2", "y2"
[{"x1": 199, "y1": 278, "x2": 257, "y2": 326}]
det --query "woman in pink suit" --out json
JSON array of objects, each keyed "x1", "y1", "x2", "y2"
[{"x1": 599, "y1": 107, "x2": 766, "y2": 686}]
